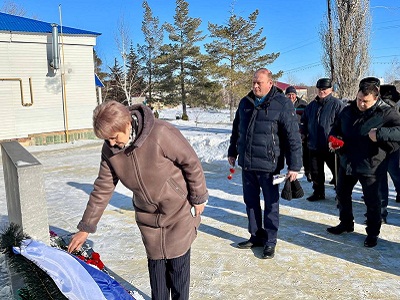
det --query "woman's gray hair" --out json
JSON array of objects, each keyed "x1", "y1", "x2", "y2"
[{"x1": 92, "y1": 100, "x2": 131, "y2": 139}]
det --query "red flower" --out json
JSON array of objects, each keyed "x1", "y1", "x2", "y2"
[{"x1": 328, "y1": 135, "x2": 344, "y2": 149}]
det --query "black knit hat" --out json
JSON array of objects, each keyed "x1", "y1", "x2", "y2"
[
  {"x1": 316, "y1": 78, "x2": 332, "y2": 89},
  {"x1": 359, "y1": 77, "x2": 380, "y2": 89},
  {"x1": 281, "y1": 179, "x2": 292, "y2": 200},
  {"x1": 291, "y1": 179, "x2": 304, "y2": 199},
  {"x1": 285, "y1": 86, "x2": 297, "y2": 95},
  {"x1": 281, "y1": 179, "x2": 304, "y2": 200}
]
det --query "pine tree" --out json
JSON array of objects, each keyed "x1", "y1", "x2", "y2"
[
  {"x1": 157, "y1": 0, "x2": 206, "y2": 118},
  {"x1": 137, "y1": 0, "x2": 163, "y2": 104},
  {"x1": 93, "y1": 49, "x2": 107, "y2": 82},
  {"x1": 126, "y1": 43, "x2": 146, "y2": 99},
  {"x1": 205, "y1": 6, "x2": 280, "y2": 120},
  {"x1": 188, "y1": 53, "x2": 224, "y2": 108},
  {"x1": 107, "y1": 58, "x2": 126, "y2": 103}
]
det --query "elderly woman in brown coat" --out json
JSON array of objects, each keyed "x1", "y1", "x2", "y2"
[{"x1": 68, "y1": 100, "x2": 208, "y2": 300}]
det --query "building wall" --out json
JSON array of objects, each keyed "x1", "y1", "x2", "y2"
[{"x1": 0, "y1": 32, "x2": 98, "y2": 140}]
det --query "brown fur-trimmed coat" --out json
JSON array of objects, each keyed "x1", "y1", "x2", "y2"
[{"x1": 77, "y1": 104, "x2": 208, "y2": 260}]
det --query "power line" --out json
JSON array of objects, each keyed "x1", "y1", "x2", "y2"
[
  {"x1": 283, "y1": 62, "x2": 322, "y2": 74},
  {"x1": 372, "y1": 54, "x2": 400, "y2": 59},
  {"x1": 277, "y1": 38, "x2": 320, "y2": 54},
  {"x1": 371, "y1": 6, "x2": 400, "y2": 10}
]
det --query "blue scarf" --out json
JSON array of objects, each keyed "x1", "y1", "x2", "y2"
[{"x1": 254, "y1": 95, "x2": 267, "y2": 107}]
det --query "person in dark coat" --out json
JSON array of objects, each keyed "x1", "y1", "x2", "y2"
[
  {"x1": 358, "y1": 80, "x2": 400, "y2": 223},
  {"x1": 285, "y1": 86, "x2": 311, "y2": 182},
  {"x1": 227, "y1": 68, "x2": 302, "y2": 259},
  {"x1": 300, "y1": 78, "x2": 344, "y2": 201},
  {"x1": 377, "y1": 84, "x2": 400, "y2": 222},
  {"x1": 326, "y1": 79, "x2": 400, "y2": 247}
]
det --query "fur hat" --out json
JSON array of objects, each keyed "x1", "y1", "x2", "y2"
[
  {"x1": 316, "y1": 78, "x2": 332, "y2": 89},
  {"x1": 285, "y1": 86, "x2": 297, "y2": 95},
  {"x1": 380, "y1": 84, "x2": 400, "y2": 103},
  {"x1": 359, "y1": 77, "x2": 380, "y2": 89}
]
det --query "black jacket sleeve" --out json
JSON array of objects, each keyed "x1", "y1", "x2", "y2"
[{"x1": 228, "y1": 107, "x2": 240, "y2": 158}]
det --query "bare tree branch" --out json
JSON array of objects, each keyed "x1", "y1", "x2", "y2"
[
  {"x1": 1, "y1": 0, "x2": 26, "y2": 16},
  {"x1": 320, "y1": 0, "x2": 371, "y2": 99}
]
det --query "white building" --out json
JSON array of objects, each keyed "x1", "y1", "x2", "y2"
[{"x1": 0, "y1": 12, "x2": 101, "y2": 144}]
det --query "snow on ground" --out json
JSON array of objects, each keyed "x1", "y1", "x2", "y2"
[{"x1": 1, "y1": 107, "x2": 400, "y2": 299}]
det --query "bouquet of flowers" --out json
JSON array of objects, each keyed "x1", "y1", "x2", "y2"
[{"x1": 50, "y1": 231, "x2": 105, "y2": 271}]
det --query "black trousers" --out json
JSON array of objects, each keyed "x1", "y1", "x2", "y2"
[
  {"x1": 302, "y1": 141, "x2": 310, "y2": 175},
  {"x1": 148, "y1": 249, "x2": 191, "y2": 300},
  {"x1": 380, "y1": 149, "x2": 400, "y2": 218},
  {"x1": 242, "y1": 170, "x2": 279, "y2": 246},
  {"x1": 309, "y1": 149, "x2": 336, "y2": 194},
  {"x1": 336, "y1": 166, "x2": 382, "y2": 237}
]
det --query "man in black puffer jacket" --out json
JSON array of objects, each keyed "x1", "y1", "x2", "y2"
[
  {"x1": 326, "y1": 79, "x2": 400, "y2": 248},
  {"x1": 227, "y1": 68, "x2": 302, "y2": 259},
  {"x1": 300, "y1": 78, "x2": 344, "y2": 201}
]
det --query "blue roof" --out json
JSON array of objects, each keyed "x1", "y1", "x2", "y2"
[{"x1": 0, "y1": 12, "x2": 101, "y2": 36}]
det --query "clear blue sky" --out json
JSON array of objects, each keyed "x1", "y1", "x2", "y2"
[{"x1": 5, "y1": 0, "x2": 400, "y2": 85}]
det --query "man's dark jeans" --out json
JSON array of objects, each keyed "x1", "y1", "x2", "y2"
[{"x1": 242, "y1": 170, "x2": 279, "y2": 247}]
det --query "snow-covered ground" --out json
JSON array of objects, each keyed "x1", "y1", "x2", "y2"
[{"x1": 1, "y1": 107, "x2": 400, "y2": 299}]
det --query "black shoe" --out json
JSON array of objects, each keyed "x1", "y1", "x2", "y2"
[
  {"x1": 326, "y1": 223, "x2": 354, "y2": 235},
  {"x1": 306, "y1": 193, "x2": 325, "y2": 201},
  {"x1": 396, "y1": 195, "x2": 400, "y2": 203},
  {"x1": 329, "y1": 179, "x2": 335, "y2": 185},
  {"x1": 237, "y1": 240, "x2": 263, "y2": 249},
  {"x1": 364, "y1": 236, "x2": 378, "y2": 248},
  {"x1": 305, "y1": 173, "x2": 312, "y2": 182},
  {"x1": 262, "y1": 245, "x2": 275, "y2": 259}
]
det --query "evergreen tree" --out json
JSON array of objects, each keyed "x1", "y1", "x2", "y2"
[
  {"x1": 126, "y1": 43, "x2": 146, "y2": 99},
  {"x1": 137, "y1": 0, "x2": 163, "y2": 104},
  {"x1": 205, "y1": 7, "x2": 280, "y2": 120},
  {"x1": 93, "y1": 49, "x2": 107, "y2": 82},
  {"x1": 188, "y1": 53, "x2": 224, "y2": 108},
  {"x1": 157, "y1": 0, "x2": 206, "y2": 118},
  {"x1": 107, "y1": 58, "x2": 125, "y2": 103}
]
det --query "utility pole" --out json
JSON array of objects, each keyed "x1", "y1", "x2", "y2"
[{"x1": 327, "y1": 0, "x2": 335, "y2": 84}]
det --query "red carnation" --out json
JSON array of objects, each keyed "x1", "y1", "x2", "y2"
[{"x1": 328, "y1": 135, "x2": 344, "y2": 149}]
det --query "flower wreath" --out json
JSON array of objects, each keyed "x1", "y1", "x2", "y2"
[{"x1": 1, "y1": 224, "x2": 144, "y2": 300}]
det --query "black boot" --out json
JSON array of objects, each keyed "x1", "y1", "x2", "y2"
[
  {"x1": 306, "y1": 193, "x2": 325, "y2": 201},
  {"x1": 327, "y1": 223, "x2": 354, "y2": 235},
  {"x1": 364, "y1": 235, "x2": 378, "y2": 247},
  {"x1": 262, "y1": 245, "x2": 275, "y2": 259}
]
